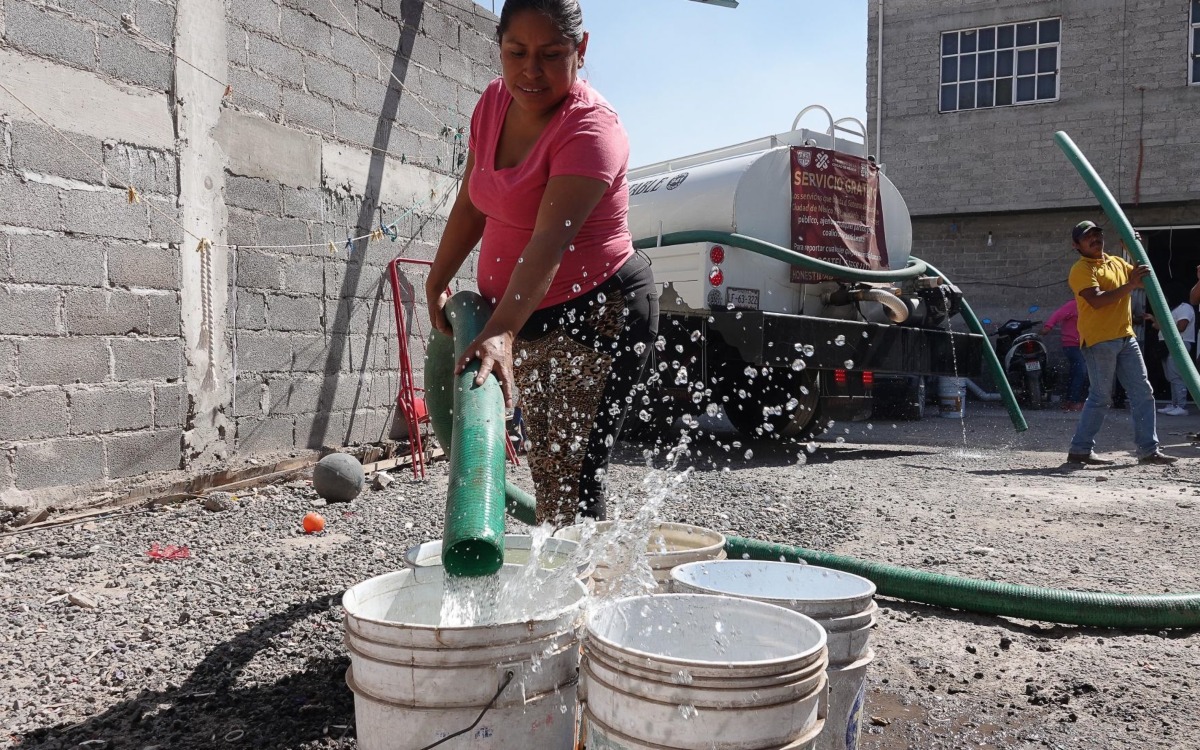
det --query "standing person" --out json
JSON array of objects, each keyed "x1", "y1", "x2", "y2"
[
  {"x1": 1146, "y1": 295, "x2": 1196, "y2": 416},
  {"x1": 1064, "y1": 221, "x2": 1176, "y2": 465},
  {"x1": 1190, "y1": 264, "x2": 1200, "y2": 306},
  {"x1": 425, "y1": 0, "x2": 658, "y2": 525},
  {"x1": 1040, "y1": 299, "x2": 1086, "y2": 410}
]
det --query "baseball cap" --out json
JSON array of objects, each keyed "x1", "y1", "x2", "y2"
[{"x1": 1071, "y1": 220, "x2": 1102, "y2": 243}]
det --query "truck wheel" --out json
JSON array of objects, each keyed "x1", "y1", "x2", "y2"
[
  {"x1": 1025, "y1": 372, "x2": 1043, "y2": 410},
  {"x1": 719, "y1": 364, "x2": 821, "y2": 439}
]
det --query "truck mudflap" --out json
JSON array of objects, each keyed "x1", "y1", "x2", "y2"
[{"x1": 705, "y1": 311, "x2": 984, "y2": 378}]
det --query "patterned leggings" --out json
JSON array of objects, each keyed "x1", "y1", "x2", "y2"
[{"x1": 515, "y1": 253, "x2": 657, "y2": 525}]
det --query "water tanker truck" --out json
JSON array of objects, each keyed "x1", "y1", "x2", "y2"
[{"x1": 626, "y1": 108, "x2": 985, "y2": 438}]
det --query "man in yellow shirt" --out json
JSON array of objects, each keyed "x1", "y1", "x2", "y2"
[{"x1": 1066, "y1": 221, "x2": 1176, "y2": 465}]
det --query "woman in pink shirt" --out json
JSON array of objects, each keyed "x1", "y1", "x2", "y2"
[
  {"x1": 1041, "y1": 299, "x2": 1087, "y2": 410},
  {"x1": 425, "y1": 0, "x2": 657, "y2": 525}
]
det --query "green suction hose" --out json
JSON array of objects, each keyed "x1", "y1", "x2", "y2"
[
  {"x1": 726, "y1": 536, "x2": 1200, "y2": 629},
  {"x1": 1054, "y1": 131, "x2": 1200, "y2": 406},
  {"x1": 428, "y1": 292, "x2": 508, "y2": 577},
  {"x1": 633, "y1": 230, "x2": 1026, "y2": 431}
]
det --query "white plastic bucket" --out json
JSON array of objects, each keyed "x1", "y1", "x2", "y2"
[
  {"x1": 554, "y1": 521, "x2": 726, "y2": 595},
  {"x1": 402, "y1": 534, "x2": 593, "y2": 582},
  {"x1": 669, "y1": 561, "x2": 878, "y2": 750},
  {"x1": 342, "y1": 565, "x2": 588, "y2": 750},
  {"x1": 937, "y1": 376, "x2": 967, "y2": 418},
  {"x1": 582, "y1": 593, "x2": 829, "y2": 750}
]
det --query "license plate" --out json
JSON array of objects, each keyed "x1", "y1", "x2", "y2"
[
  {"x1": 1024, "y1": 361, "x2": 1041, "y2": 371},
  {"x1": 726, "y1": 287, "x2": 760, "y2": 310}
]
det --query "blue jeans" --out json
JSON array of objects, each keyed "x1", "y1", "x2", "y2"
[
  {"x1": 1063, "y1": 345, "x2": 1087, "y2": 403},
  {"x1": 1069, "y1": 337, "x2": 1159, "y2": 458},
  {"x1": 1163, "y1": 343, "x2": 1195, "y2": 408}
]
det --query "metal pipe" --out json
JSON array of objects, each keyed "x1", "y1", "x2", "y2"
[{"x1": 965, "y1": 378, "x2": 1002, "y2": 402}]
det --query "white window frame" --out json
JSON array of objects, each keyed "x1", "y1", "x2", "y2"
[
  {"x1": 1191, "y1": 0, "x2": 1200, "y2": 85},
  {"x1": 939, "y1": 18, "x2": 1061, "y2": 113}
]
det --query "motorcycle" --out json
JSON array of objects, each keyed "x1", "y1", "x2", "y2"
[{"x1": 993, "y1": 319, "x2": 1053, "y2": 409}]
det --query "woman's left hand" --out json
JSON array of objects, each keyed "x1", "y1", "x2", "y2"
[{"x1": 456, "y1": 327, "x2": 516, "y2": 408}]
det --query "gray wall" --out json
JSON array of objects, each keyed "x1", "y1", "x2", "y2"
[{"x1": 0, "y1": 0, "x2": 496, "y2": 506}]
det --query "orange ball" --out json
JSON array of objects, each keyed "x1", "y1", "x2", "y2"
[{"x1": 302, "y1": 512, "x2": 326, "y2": 534}]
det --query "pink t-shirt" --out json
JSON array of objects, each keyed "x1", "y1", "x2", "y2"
[
  {"x1": 468, "y1": 77, "x2": 634, "y2": 309},
  {"x1": 1045, "y1": 299, "x2": 1080, "y2": 347}
]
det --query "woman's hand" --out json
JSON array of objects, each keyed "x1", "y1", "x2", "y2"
[
  {"x1": 456, "y1": 325, "x2": 516, "y2": 409},
  {"x1": 427, "y1": 286, "x2": 453, "y2": 337}
]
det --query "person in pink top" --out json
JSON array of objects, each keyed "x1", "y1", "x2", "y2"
[
  {"x1": 1041, "y1": 299, "x2": 1087, "y2": 410},
  {"x1": 425, "y1": 0, "x2": 657, "y2": 525}
]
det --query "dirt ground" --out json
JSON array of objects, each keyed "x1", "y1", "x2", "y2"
[{"x1": 2, "y1": 401, "x2": 1198, "y2": 750}]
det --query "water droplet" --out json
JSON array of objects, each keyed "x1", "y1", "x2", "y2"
[
  {"x1": 803, "y1": 344, "x2": 815, "y2": 357},
  {"x1": 786, "y1": 398, "x2": 799, "y2": 410},
  {"x1": 835, "y1": 334, "x2": 846, "y2": 346},
  {"x1": 568, "y1": 244, "x2": 576, "y2": 252},
  {"x1": 572, "y1": 283, "x2": 581, "y2": 293},
  {"x1": 844, "y1": 360, "x2": 854, "y2": 369},
  {"x1": 550, "y1": 442, "x2": 561, "y2": 453},
  {"x1": 744, "y1": 449, "x2": 754, "y2": 460},
  {"x1": 564, "y1": 220, "x2": 572, "y2": 227},
  {"x1": 706, "y1": 403, "x2": 719, "y2": 417},
  {"x1": 791, "y1": 359, "x2": 805, "y2": 371},
  {"x1": 514, "y1": 293, "x2": 522, "y2": 301},
  {"x1": 517, "y1": 257, "x2": 524, "y2": 264},
  {"x1": 690, "y1": 330, "x2": 702, "y2": 342},
  {"x1": 597, "y1": 292, "x2": 607, "y2": 304}
]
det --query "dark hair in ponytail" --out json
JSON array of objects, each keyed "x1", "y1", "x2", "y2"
[{"x1": 497, "y1": 0, "x2": 584, "y2": 46}]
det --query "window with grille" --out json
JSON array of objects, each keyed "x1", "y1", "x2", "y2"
[
  {"x1": 939, "y1": 18, "x2": 1060, "y2": 113},
  {"x1": 1191, "y1": 0, "x2": 1199, "y2": 84}
]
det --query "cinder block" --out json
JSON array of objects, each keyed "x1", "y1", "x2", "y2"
[
  {"x1": 248, "y1": 33, "x2": 305, "y2": 87},
  {"x1": 226, "y1": 175, "x2": 282, "y2": 214},
  {"x1": 108, "y1": 242, "x2": 179, "y2": 289},
  {"x1": 357, "y1": 5, "x2": 400, "y2": 49},
  {"x1": 304, "y1": 59, "x2": 356, "y2": 106},
  {"x1": 236, "y1": 250, "x2": 286, "y2": 290},
  {"x1": 233, "y1": 377, "x2": 266, "y2": 417},
  {"x1": 64, "y1": 288, "x2": 149, "y2": 335},
  {"x1": 60, "y1": 188, "x2": 150, "y2": 241},
  {"x1": 133, "y1": 0, "x2": 176, "y2": 47},
  {"x1": 227, "y1": 67, "x2": 283, "y2": 115},
  {"x1": 0, "y1": 389, "x2": 70, "y2": 441},
  {"x1": 330, "y1": 28, "x2": 381, "y2": 80},
  {"x1": 237, "y1": 333, "x2": 292, "y2": 372},
  {"x1": 18, "y1": 338, "x2": 110, "y2": 386},
  {"x1": 98, "y1": 30, "x2": 174, "y2": 91},
  {"x1": 147, "y1": 198, "x2": 185, "y2": 244},
  {"x1": 14, "y1": 436, "x2": 105, "y2": 489},
  {"x1": 335, "y1": 107, "x2": 386, "y2": 149},
  {"x1": 267, "y1": 376, "x2": 323, "y2": 415},
  {"x1": 279, "y1": 7, "x2": 332, "y2": 57},
  {"x1": 153, "y1": 382, "x2": 188, "y2": 428},
  {"x1": 345, "y1": 406, "x2": 392, "y2": 444},
  {"x1": 0, "y1": 340, "x2": 17, "y2": 382},
  {"x1": 293, "y1": 333, "x2": 344, "y2": 373},
  {"x1": 10, "y1": 121, "x2": 105, "y2": 184},
  {"x1": 267, "y1": 293, "x2": 323, "y2": 332},
  {"x1": 227, "y1": 208, "x2": 261, "y2": 247},
  {"x1": 110, "y1": 337, "x2": 183, "y2": 381},
  {"x1": 256, "y1": 216, "x2": 312, "y2": 251},
  {"x1": 70, "y1": 386, "x2": 153, "y2": 434},
  {"x1": 0, "y1": 286, "x2": 62, "y2": 336},
  {"x1": 234, "y1": 291, "x2": 268, "y2": 330},
  {"x1": 104, "y1": 428, "x2": 181, "y2": 477},
  {"x1": 282, "y1": 88, "x2": 337, "y2": 135},
  {"x1": 235, "y1": 415, "x2": 294, "y2": 453},
  {"x1": 0, "y1": 172, "x2": 66, "y2": 231},
  {"x1": 5, "y1": 2, "x2": 97, "y2": 69},
  {"x1": 229, "y1": 0, "x2": 279, "y2": 35},
  {"x1": 104, "y1": 144, "x2": 178, "y2": 198},
  {"x1": 295, "y1": 410, "x2": 346, "y2": 449},
  {"x1": 146, "y1": 292, "x2": 180, "y2": 336},
  {"x1": 282, "y1": 258, "x2": 328, "y2": 295},
  {"x1": 282, "y1": 186, "x2": 323, "y2": 220}
]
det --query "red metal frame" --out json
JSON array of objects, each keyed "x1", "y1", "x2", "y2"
[{"x1": 387, "y1": 258, "x2": 520, "y2": 480}]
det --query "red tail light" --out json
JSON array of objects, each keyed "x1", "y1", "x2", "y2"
[
  {"x1": 834, "y1": 369, "x2": 847, "y2": 385},
  {"x1": 709, "y1": 245, "x2": 725, "y2": 265},
  {"x1": 1021, "y1": 341, "x2": 1037, "y2": 354},
  {"x1": 709, "y1": 267, "x2": 724, "y2": 286},
  {"x1": 862, "y1": 371, "x2": 874, "y2": 386}
]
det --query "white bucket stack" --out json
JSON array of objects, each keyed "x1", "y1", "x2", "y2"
[
  {"x1": 583, "y1": 593, "x2": 829, "y2": 750},
  {"x1": 342, "y1": 565, "x2": 588, "y2": 750},
  {"x1": 554, "y1": 521, "x2": 726, "y2": 595},
  {"x1": 670, "y1": 561, "x2": 877, "y2": 750},
  {"x1": 937, "y1": 376, "x2": 967, "y2": 418}
]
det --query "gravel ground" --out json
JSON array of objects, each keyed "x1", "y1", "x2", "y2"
[{"x1": 2, "y1": 402, "x2": 1199, "y2": 750}]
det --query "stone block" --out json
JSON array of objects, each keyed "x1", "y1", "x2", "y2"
[
  {"x1": 0, "y1": 172, "x2": 65, "y2": 231},
  {"x1": 248, "y1": 33, "x2": 305, "y2": 87},
  {"x1": 235, "y1": 415, "x2": 294, "y2": 453},
  {"x1": 98, "y1": 29, "x2": 174, "y2": 91},
  {"x1": 267, "y1": 376, "x2": 323, "y2": 415},
  {"x1": 63, "y1": 289, "x2": 149, "y2": 335},
  {"x1": 14, "y1": 436, "x2": 105, "y2": 489},
  {"x1": 18, "y1": 337, "x2": 110, "y2": 386},
  {"x1": 108, "y1": 243, "x2": 179, "y2": 289},
  {"x1": 0, "y1": 286, "x2": 61, "y2": 336},
  {"x1": 225, "y1": 175, "x2": 282, "y2": 214},
  {"x1": 237, "y1": 250, "x2": 285, "y2": 289},
  {"x1": 110, "y1": 337, "x2": 183, "y2": 381},
  {"x1": 0, "y1": 389, "x2": 70, "y2": 441},
  {"x1": 104, "y1": 428, "x2": 181, "y2": 477},
  {"x1": 304, "y1": 59, "x2": 356, "y2": 106},
  {"x1": 10, "y1": 120, "x2": 105, "y2": 184},
  {"x1": 237, "y1": 332, "x2": 292, "y2": 372},
  {"x1": 282, "y1": 88, "x2": 337, "y2": 135},
  {"x1": 5, "y1": 2, "x2": 97, "y2": 69},
  {"x1": 60, "y1": 188, "x2": 150, "y2": 241},
  {"x1": 153, "y1": 382, "x2": 187, "y2": 428},
  {"x1": 70, "y1": 386, "x2": 153, "y2": 434},
  {"x1": 146, "y1": 293, "x2": 180, "y2": 336},
  {"x1": 267, "y1": 293, "x2": 323, "y2": 332}
]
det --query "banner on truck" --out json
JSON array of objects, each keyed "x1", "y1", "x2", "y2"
[{"x1": 789, "y1": 147, "x2": 888, "y2": 283}]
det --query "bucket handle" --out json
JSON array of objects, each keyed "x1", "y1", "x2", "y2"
[{"x1": 415, "y1": 669, "x2": 515, "y2": 750}]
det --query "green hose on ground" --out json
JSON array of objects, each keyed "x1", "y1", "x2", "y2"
[
  {"x1": 1054, "y1": 131, "x2": 1200, "y2": 407},
  {"x1": 726, "y1": 536, "x2": 1200, "y2": 629},
  {"x1": 632, "y1": 230, "x2": 1026, "y2": 431},
  {"x1": 426, "y1": 292, "x2": 507, "y2": 577}
]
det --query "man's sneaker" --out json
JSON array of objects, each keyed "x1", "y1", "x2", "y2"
[
  {"x1": 1066, "y1": 452, "x2": 1116, "y2": 465},
  {"x1": 1138, "y1": 452, "x2": 1178, "y2": 465},
  {"x1": 1165, "y1": 406, "x2": 1189, "y2": 416},
  {"x1": 1158, "y1": 406, "x2": 1176, "y2": 414}
]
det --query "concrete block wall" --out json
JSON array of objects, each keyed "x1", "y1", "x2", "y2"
[
  {"x1": 868, "y1": 0, "x2": 1200, "y2": 216},
  {"x1": 0, "y1": 0, "x2": 498, "y2": 505}
]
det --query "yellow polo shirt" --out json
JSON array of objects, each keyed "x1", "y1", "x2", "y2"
[{"x1": 1068, "y1": 254, "x2": 1134, "y2": 347}]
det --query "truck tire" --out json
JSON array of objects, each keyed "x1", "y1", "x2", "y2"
[{"x1": 718, "y1": 364, "x2": 821, "y2": 440}]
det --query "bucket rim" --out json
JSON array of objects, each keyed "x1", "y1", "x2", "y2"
[
  {"x1": 586, "y1": 593, "x2": 827, "y2": 671},
  {"x1": 670, "y1": 560, "x2": 876, "y2": 603},
  {"x1": 402, "y1": 534, "x2": 581, "y2": 568}
]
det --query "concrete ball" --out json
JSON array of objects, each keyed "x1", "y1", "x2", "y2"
[{"x1": 312, "y1": 453, "x2": 365, "y2": 503}]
